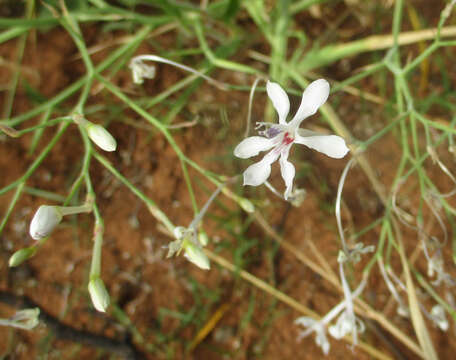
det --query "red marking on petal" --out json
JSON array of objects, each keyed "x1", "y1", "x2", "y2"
[{"x1": 283, "y1": 132, "x2": 294, "y2": 145}]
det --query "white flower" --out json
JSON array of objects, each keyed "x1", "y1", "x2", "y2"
[
  {"x1": 88, "y1": 277, "x2": 110, "y2": 312},
  {"x1": 29, "y1": 205, "x2": 63, "y2": 240},
  {"x1": 328, "y1": 310, "x2": 365, "y2": 339},
  {"x1": 234, "y1": 79, "x2": 349, "y2": 199},
  {"x1": 430, "y1": 305, "x2": 448, "y2": 331},
  {"x1": 86, "y1": 123, "x2": 117, "y2": 152},
  {"x1": 295, "y1": 317, "x2": 330, "y2": 355}
]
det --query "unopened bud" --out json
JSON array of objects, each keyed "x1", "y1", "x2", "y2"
[
  {"x1": 9, "y1": 247, "x2": 37, "y2": 267},
  {"x1": 183, "y1": 241, "x2": 210, "y2": 270},
  {"x1": 238, "y1": 198, "x2": 254, "y2": 213},
  {"x1": 29, "y1": 205, "x2": 63, "y2": 240},
  {"x1": 86, "y1": 123, "x2": 117, "y2": 152},
  {"x1": 198, "y1": 231, "x2": 209, "y2": 246},
  {"x1": 88, "y1": 277, "x2": 110, "y2": 312}
]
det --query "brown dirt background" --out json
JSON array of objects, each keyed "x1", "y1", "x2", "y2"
[{"x1": 1, "y1": 2, "x2": 456, "y2": 359}]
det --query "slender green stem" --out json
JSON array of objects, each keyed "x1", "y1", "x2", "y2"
[
  {"x1": 0, "y1": 122, "x2": 70, "y2": 196},
  {"x1": 93, "y1": 152, "x2": 175, "y2": 233},
  {"x1": 0, "y1": 183, "x2": 25, "y2": 235}
]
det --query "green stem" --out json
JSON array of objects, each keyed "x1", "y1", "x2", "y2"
[{"x1": 0, "y1": 122, "x2": 70, "y2": 196}]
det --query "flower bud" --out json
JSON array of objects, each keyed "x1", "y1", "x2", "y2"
[
  {"x1": 183, "y1": 241, "x2": 210, "y2": 270},
  {"x1": 86, "y1": 123, "x2": 117, "y2": 152},
  {"x1": 9, "y1": 247, "x2": 37, "y2": 267},
  {"x1": 88, "y1": 277, "x2": 110, "y2": 312},
  {"x1": 238, "y1": 198, "x2": 254, "y2": 213},
  {"x1": 7, "y1": 308, "x2": 40, "y2": 330},
  {"x1": 198, "y1": 231, "x2": 209, "y2": 246},
  {"x1": 29, "y1": 205, "x2": 63, "y2": 240}
]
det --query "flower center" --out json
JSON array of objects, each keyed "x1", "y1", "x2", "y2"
[{"x1": 283, "y1": 132, "x2": 294, "y2": 145}]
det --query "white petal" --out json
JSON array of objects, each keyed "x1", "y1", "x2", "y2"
[
  {"x1": 315, "y1": 326, "x2": 330, "y2": 355},
  {"x1": 279, "y1": 147, "x2": 295, "y2": 200},
  {"x1": 243, "y1": 160, "x2": 272, "y2": 186},
  {"x1": 234, "y1": 136, "x2": 276, "y2": 159},
  {"x1": 289, "y1": 79, "x2": 330, "y2": 126},
  {"x1": 295, "y1": 134, "x2": 349, "y2": 159},
  {"x1": 266, "y1": 81, "x2": 290, "y2": 124},
  {"x1": 242, "y1": 150, "x2": 279, "y2": 186}
]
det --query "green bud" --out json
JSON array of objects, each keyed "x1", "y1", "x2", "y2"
[
  {"x1": 238, "y1": 198, "x2": 254, "y2": 213},
  {"x1": 9, "y1": 247, "x2": 37, "y2": 267},
  {"x1": 88, "y1": 277, "x2": 110, "y2": 312},
  {"x1": 182, "y1": 240, "x2": 210, "y2": 270},
  {"x1": 198, "y1": 231, "x2": 209, "y2": 246},
  {"x1": 86, "y1": 123, "x2": 117, "y2": 152}
]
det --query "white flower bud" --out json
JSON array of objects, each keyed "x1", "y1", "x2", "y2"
[
  {"x1": 86, "y1": 123, "x2": 117, "y2": 152},
  {"x1": 88, "y1": 277, "x2": 110, "y2": 312},
  {"x1": 29, "y1": 205, "x2": 63, "y2": 240},
  {"x1": 183, "y1": 241, "x2": 210, "y2": 270},
  {"x1": 9, "y1": 247, "x2": 37, "y2": 267}
]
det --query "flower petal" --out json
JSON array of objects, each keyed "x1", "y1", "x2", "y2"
[
  {"x1": 242, "y1": 150, "x2": 279, "y2": 186},
  {"x1": 289, "y1": 79, "x2": 330, "y2": 127},
  {"x1": 279, "y1": 147, "x2": 295, "y2": 200},
  {"x1": 295, "y1": 134, "x2": 349, "y2": 159},
  {"x1": 234, "y1": 136, "x2": 276, "y2": 159},
  {"x1": 266, "y1": 81, "x2": 290, "y2": 124}
]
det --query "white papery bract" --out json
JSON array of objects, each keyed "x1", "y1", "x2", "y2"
[{"x1": 234, "y1": 79, "x2": 349, "y2": 199}]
